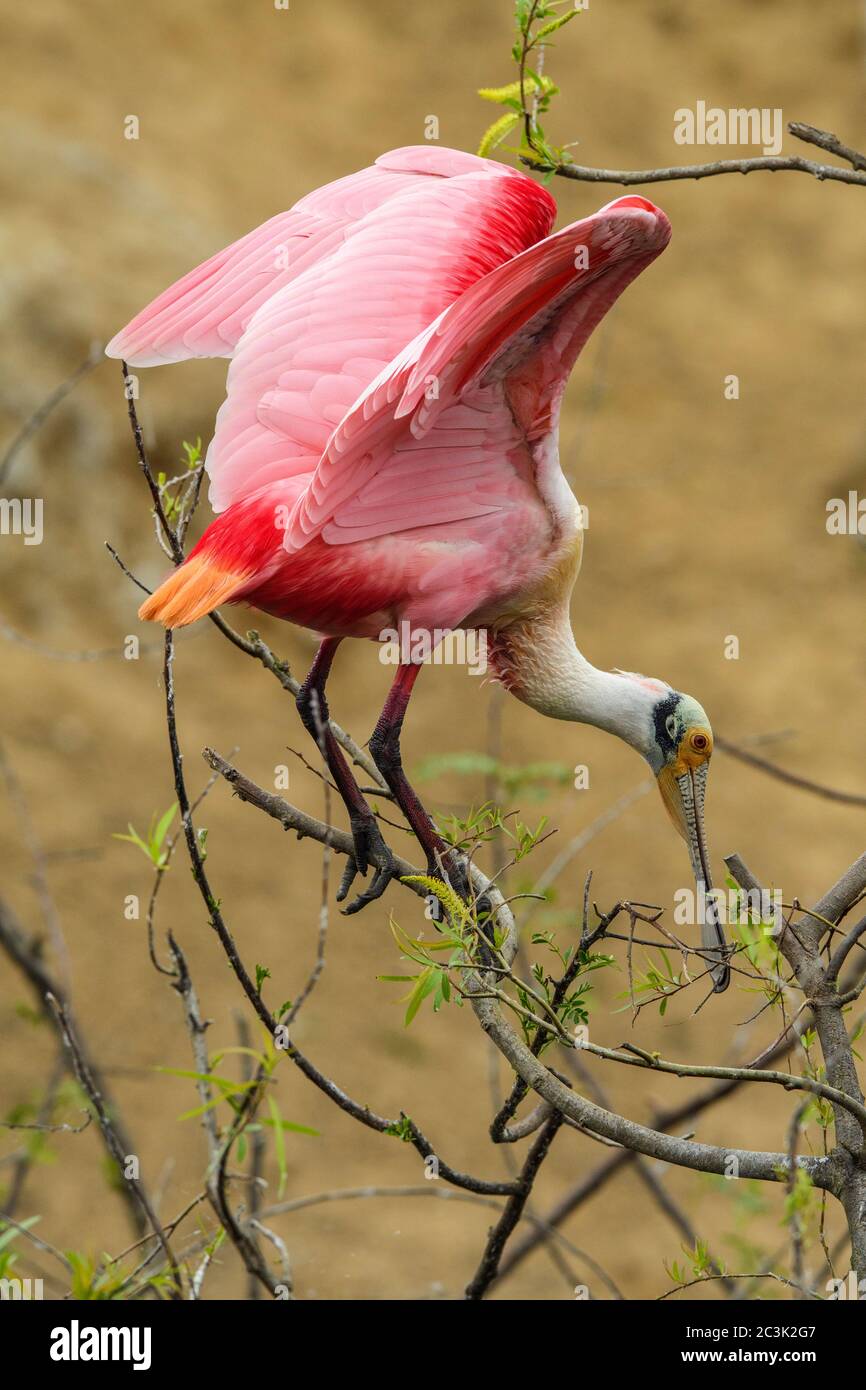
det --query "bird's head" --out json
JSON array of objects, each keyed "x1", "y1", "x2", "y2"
[{"x1": 644, "y1": 691, "x2": 714, "y2": 881}]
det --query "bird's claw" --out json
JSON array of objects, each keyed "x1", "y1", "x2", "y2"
[{"x1": 337, "y1": 817, "x2": 398, "y2": 915}]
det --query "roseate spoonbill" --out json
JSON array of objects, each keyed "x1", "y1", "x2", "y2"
[{"x1": 107, "y1": 145, "x2": 729, "y2": 991}]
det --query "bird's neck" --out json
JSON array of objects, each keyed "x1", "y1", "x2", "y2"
[{"x1": 489, "y1": 606, "x2": 655, "y2": 757}]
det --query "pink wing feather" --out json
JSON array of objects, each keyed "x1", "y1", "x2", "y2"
[
  {"x1": 105, "y1": 147, "x2": 549, "y2": 367},
  {"x1": 284, "y1": 196, "x2": 671, "y2": 550},
  {"x1": 193, "y1": 164, "x2": 555, "y2": 511}
]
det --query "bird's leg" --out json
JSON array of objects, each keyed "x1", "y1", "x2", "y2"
[
  {"x1": 368, "y1": 662, "x2": 492, "y2": 932},
  {"x1": 296, "y1": 637, "x2": 397, "y2": 913}
]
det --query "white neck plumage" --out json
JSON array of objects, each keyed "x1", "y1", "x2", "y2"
[{"x1": 489, "y1": 604, "x2": 658, "y2": 758}]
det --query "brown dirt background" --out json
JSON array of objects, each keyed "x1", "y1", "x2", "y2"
[{"x1": 1, "y1": 0, "x2": 864, "y2": 1300}]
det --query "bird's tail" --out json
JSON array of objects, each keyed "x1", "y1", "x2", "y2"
[{"x1": 138, "y1": 553, "x2": 250, "y2": 628}]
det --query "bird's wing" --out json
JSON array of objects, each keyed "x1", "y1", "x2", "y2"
[
  {"x1": 197, "y1": 166, "x2": 556, "y2": 510},
  {"x1": 284, "y1": 196, "x2": 671, "y2": 549},
  {"x1": 105, "y1": 146, "x2": 532, "y2": 367}
]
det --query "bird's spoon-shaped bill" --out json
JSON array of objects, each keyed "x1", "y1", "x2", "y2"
[{"x1": 657, "y1": 760, "x2": 731, "y2": 993}]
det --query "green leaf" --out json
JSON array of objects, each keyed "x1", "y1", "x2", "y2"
[
  {"x1": 515, "y1": 0, "x2": 534, "y2": 35},
  {"x1": 416, "y1": 751, "x2": 498, "y2": 780},
  {"x1": 152, "y1": 802, "x2": 177, "y2": 855},
  {"x1": 157, "y1": 1065, "x2": 252, "y2": 1091},
  {"x1": 0, "y1": 1216, "x2": 39, "y2": 1255},
  {"x1": 177, "y1": 1094, "x2": 237, "y2": 1122},
  {"x1": 268, "y1": 1096, "x2": 288, "y2": 1197},
  {"x1": 385, "y1": 1115, "x2": 414, "y2": 1141},
  {"x1": 209, "y1": 1045, "x2": 266, "y2": 1067},
  {"x1": 112, "y1": 826, "x2": 149, "y2": 855},
  {"x1": 403, "y1": 966, "x2": 438, "y2": 1027},
  {"x1": 181, "y1": 437, "x2": 203, "y2": 468},
  {"x1": 260, "y1": 1116, "x2": 320, "y2": 1137}
]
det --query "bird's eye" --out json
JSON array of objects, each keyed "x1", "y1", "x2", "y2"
[
  {"x1": 688, "y1": 730, "x2": 710, "y2": 754},
  {"x1": 665, "y1": 715, "x2": 677, "y2": 741}
]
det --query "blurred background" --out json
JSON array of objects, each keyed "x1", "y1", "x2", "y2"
[{"x1": 1, "y1": 0, "x2": 864, "y2": 1300}]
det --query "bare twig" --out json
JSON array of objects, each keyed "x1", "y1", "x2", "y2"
[
  {"x1": 726, "y1": 853, "x2": 866, "y2": 1279},
  {"x1": 177, "y1": 744, "x2": 520, "y2": 1197},
  {"x1": 786, "y1": 1100, "x2": 811, "y2": 1298},
  {"x1": 45, "y1": 992, "x2": 182, "y2": 1296},
  {"x1": 0, "y1": 1111, "x2": 91, "y2": 1135},
  {"x1": 716, "y1": 736, "x2": 866, "y2": 808},
  {"x1": 167, "y1": 933, "x2": 220, "y2": 1166},
  {"x1": 826, "y1": 914, "x2": 866, "y2": 984},
  {"x1": 575, "y1": 1038, "x2": 866, "y2": 1143},
  {"x1": 0, "y1": 346, "x2": 101, "y2": 487},
  {"x1": 525, "y1": 148, "x2": 866, "y2": 189},
  {"x1": 658, "y1": 1270, "x2": 822, "y2": 1301},
  {"x1": 202, "y1": 748, "x2": 838, "y2": 1194},
  {"x1": 0, "y1": 896, "x2": 148, "y2": 1239}
]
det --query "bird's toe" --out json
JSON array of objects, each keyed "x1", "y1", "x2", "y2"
[
  {"x1": 340, "y1": 859, "x2": 398, "y2": 915},
  {"x1": 338, "y1": 818, "x2": 398, "y2": 914}
]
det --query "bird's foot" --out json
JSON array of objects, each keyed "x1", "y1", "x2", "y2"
[{"x1": 337, "y1": 815, "x2": 399, "y2": 915}]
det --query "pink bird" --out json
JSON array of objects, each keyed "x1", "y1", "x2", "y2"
[{"x1": 107, "y1": 145, "x2": 729, "y2": 991}]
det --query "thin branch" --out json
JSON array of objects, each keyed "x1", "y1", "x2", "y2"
[
  {"x1": 786, "y1": 1100, "x2": 810, "y2": 1298},
  {"x1": 523, "y1": 116, "x2": 866, "y2": 189},
  {"x1": 0, "y1": 346, "x2": 101, "y2": 487},
  {"x1": 527, "y1": 149, "x2": 866, "y2": 189},
  {"x1": 262, "y1": 1184, "x2": 504, "y2": 1221},
  {"x1": 575, "y1": 1038, "x2": 866, "y2": 1143},
  {"x1": 526, "y1": 780, "x2": 654, "y2": 910},
  {"x1": 179, "y1": 743, "x2": 520, "y2": 1197},
  {"x1": 726, "y1": 852, "x2": 866, "y2": 1279},
  {"x1": 510, "y1": 20, "x2": 866, "y2": 195},
  {"x1": 284, "y1": 697, "x2": 332, "y2": 1030},
  {"x1": 203, "y1": 747, "x2": 838, "y2": 1192},
  {"x1": 0, "y1": 1111, "x2": 91, "y2": 1135},
  {"x1": 120, "y1": 362, "x2": 183, "y2": 563},
  {"x1": 788, "y1": 120, "x2": 866, "y2": 170},
  {"x1": 45, "y1": 992, "x2": 182, "y2": 1296},
  {"x1": 209, "y1": 620, "x2": 386, "y2": 789},
  {"x1": 0, "y1": 739, "x2": 70, "y2": 993},
  {"x1": 492, "y1": 1016, "x2": 816, "y2": 1287},
  {"x1": 716, "y1": 735, "x2": 866, "y2": 809},
  {"x1": 205, "y1": 1067, "x2": 287, "y2": 1298},
  {"x1": 236, "y1": 1014, "x2": 267, "y2": 1301},
  {"x1": 167, "y1": 933, "x2": 220, "y2": 1167},
  {"x1": 565, "y1": 1047, "x2": 734, "y2": 1292},
  {"x1": 0, "y1": 896, "x2": 148, "y2": 1239},
  {"x1": 469, "y1": 979, "x2": 838, "y2": 1191},
  {"x1": 826, "y1": 914, "x2": 866, "y2": 984},
  {"x1": 659, "y1": 1271, "x2": 822, "y2": 1301},
  {"x1": 0, "y1": 1210, "x2": 74, "y2": 1274},
  {"x1": 465, "y1": 1114, "x2": 566, "y2": 1300},
  {"x1": 0, "y1": 616, "x2": 166, "y2": 664}
]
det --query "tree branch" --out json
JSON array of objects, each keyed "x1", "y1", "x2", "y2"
[
  {"x1": 465, "y1": 1113, "x2": 566, "y2": 1300},
  {"x1": 716, "y1": 735, "x2": 866, "y2": 809},
  {"x1": 576, "y1": 1038, "x2": 866, "y2": 1144},
  {"x1": 522, "y1": 117, "x2": 866, "y2": 190},
  {"x1": 202, "y1": 747, "x2": 840, "y2": 1194}
]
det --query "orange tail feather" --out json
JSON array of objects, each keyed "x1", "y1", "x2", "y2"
[{"x1": 138, "y1": 555, "x2": 249, "y2": 628}]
